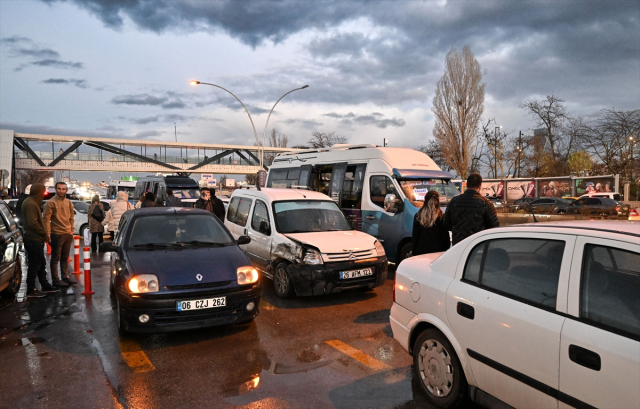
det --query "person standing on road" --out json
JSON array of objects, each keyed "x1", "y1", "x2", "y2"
[
  {"x1": 140, "y1": 192, "x2": 157, "y2": 208},
  {"x1": 195, "y1": 188, "x2": 225, "y2": 221},
  {"x1": 22, "y1": 183, "x2": 59, "y2": 297},
  {"x1": 443, "y1": 173, "x2": 499, "y2": 246},
  {"x1": 87, "y1": 195, "x2": 105, "y2": 253},
  {"x1": 412, "y1": 191, "x2": 450, "y2": 256},
  {"x1": 15, "y1": 186, "x2": 30, "y2": 227},
  {"x1": 43, "y1": 182, "x2": 77, "y2": 287},
  {"x1": 102, "y1": 191, "x2": 133, "y2": 239},
  {"x1": 165, "y1": 188, "x2": 183, "y2": 208}
]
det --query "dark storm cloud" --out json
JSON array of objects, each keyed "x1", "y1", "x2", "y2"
[
  {"x1": 2, "y1": 36, "x2": 85, "y2": 71},
  {"x1": 129, "y1": 113, "x2": 189, "y2": 124},
  {"x1": 41, "y1": 78, "x2": 88, "y2": 88},
  {"x1": 323, "y1": 112, "x2": 405, "y2": 129},
  {"x1": 48, "y1": 0, "x2": 640, "y2": 109},
  {"x1": 111, "y1": 93, "x2": 187, "y2": 109}
]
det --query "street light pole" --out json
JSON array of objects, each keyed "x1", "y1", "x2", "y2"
[
  {"x1": 190, "y1": 80, "x2": 259, "y2": 152},
  {"x1": 262, "y1": 85, "x2": 309, "y2": 168},
  {"x1": 494, "y1": 126, "x2": 501, "y2": 178}
]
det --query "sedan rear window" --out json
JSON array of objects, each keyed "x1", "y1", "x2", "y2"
[
  {"x1": 127, "y1": 214, "x2": 234, "y2": 247},
  {"x1": 463, "y1": 238, "x2": 566, "y2": 309}
]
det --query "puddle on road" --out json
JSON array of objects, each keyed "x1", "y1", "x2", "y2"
[{"x1": 16, "y1": 336, "x2": 46, "y2": 346}]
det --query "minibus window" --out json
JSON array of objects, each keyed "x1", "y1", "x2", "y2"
[
  {"x1": 369, "y1": 176, "x2": 398, "y2": 209},
  {"x1": 399, "y1": 178, "x2": 459, "y2": 207}
]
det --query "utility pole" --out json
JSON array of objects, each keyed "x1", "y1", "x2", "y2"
[
  {"x1": 518, "y1": 131, "x2": 522, "y2": 178},
  {"x1": 174, "y1": 123, "x2": 177, "y2": 142},
  {"x1": 383, "y1": 138, "x2": 388, "y2": 147}
]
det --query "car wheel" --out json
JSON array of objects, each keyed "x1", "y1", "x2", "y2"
[
  {"x1": 413, "y1": 328, "x2": 468, "y2": 408},
  {"x1": 558, "y1": 209, "x2": 566, "y2": 214},
  {"x1": 116, "y1": 296, "x2": 128, "y2": 333},
  {"x1": 1, "y1": 255, "x2": 23, "y2": 296},
  {"x1": 109, "y1": 278, "x2": 115, "y2": 297},
  {"x1": 273, "y1": 261, "x2": 295, "y2": 298},
  {"x1": 399, "y1": 242, "x2": 412, "y2": 263}
]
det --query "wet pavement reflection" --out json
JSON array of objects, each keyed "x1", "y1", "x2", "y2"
[{"x1": 0, "y1": 245, "x2": 479, "y2": 408}]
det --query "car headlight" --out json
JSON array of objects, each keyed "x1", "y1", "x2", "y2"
[
  {"x1": 302, "y1": 248, "x2": 324, "y2": 265},
  {"x1": 237, "y1": 266, "x2": 259, "y2": 285},
  {"x1": 374, "y1": 241, "x2": 385, "y2": 257},
  {"x1": 127, "y1": 274, "x2": 159, "y2": 293}
]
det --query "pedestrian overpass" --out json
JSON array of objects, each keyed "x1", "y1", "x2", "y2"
[{"x1": 1, "y1": 129, "x2": 297, "y2": 188}]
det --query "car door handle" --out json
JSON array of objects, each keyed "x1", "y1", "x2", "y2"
[
  {"x1": 569, "y1": 345, "x2": 601, "y2": 371},
  {"x1": 456, "y1": 302, "x2": 475, "y2": 320},
  {"x1": 365, "y1": 216, "x2": 375, "y2": 220}
]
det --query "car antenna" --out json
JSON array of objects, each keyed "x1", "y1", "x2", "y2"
[{"x1": 530, "y1": 207, "x2": 538, "y2": 223}]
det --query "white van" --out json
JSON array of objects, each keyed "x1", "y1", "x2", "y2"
[
  {"x1": 267, "y1": 144, "x2": 459, "y2": 262},
  {"x1": 224, "y1": 187, "x2": 388, "y2": 298}
]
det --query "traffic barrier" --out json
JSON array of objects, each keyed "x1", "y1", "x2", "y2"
[
  {"x1": 46, "y1": 242, "x2": 51, "y2": 254},
  {"x1": 72, "y1": 235, "x2": 81, "y2": 276},
  {"x1": 81, "y1": 246, "x2": 95, "y2": 295}
]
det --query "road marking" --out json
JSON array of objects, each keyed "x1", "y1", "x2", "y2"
[
  {"x1": 118, "y1": 339, "x2": 155, "y2": 373},
  {"x1": 260, "y1": 299, "x2": 276, "y2": 310},
  {"x1": 325, "y1": 340, "x2": 389, "y2": 370}
]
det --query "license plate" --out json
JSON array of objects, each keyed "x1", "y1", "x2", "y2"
[
  {"x1": 176, "y1": 297, "x2": 226, "y2": 311},
  {"x1": 339, "y1": 268, "x2": 373, "y2": 279}
]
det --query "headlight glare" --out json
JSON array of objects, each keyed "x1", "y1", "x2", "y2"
[
  {"x1": 237, "y1": 266, "x2": 258, "y2": 285},
  {"x1": 127, "y1": 274, "x2": 159, "y2": 293},
  {"x1": 374, "y1": 241, "x2": 385, "y2": 257},
  {"x1": 302, "y1": 248, "x2": 323, "y2": 265}
]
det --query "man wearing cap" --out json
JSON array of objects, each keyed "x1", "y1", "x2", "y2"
[
  {"x1": 43, "y1": 182, "x2": 77, "y2": 287},
  {"x1": 21, "y1": 184, "x2": 59, "y2": 297}
]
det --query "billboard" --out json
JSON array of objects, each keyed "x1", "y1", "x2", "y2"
[
  {"x1": 201, "y1": 174, "x2": 214, "y2": 181},
  {"x1": 575, "y1": 176, "x2": 616, "y2": 196},
  {"x1": 225, "y1": 178, "x2": 236, "y2": 187},
  {"x1": 505, "y1": 180, "x2": 535, "y2": 201},
  {"x1": 537, "y1": 178, "x2": 571, "y2": 198},
  {"x1": 479, "y1": 181, "x2": 504, "y2": 199}
]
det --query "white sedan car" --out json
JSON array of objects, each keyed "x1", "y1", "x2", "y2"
[{"x1": 391, "y1": 220, "x2": 639, "y2": 409}]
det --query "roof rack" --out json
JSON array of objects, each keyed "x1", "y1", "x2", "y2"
[
  {"x1": 275, "y1": 143, "x2": 378, "y2": 157},
  {"x1": 240, "y1": 184, "x2": 261, "y2": 191},
  {"x1": 290, "y1": 185, "x2": 311, "y2": 190}
]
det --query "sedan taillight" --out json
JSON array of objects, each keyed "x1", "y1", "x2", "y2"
[{"x1": 630, "y1": 209, "x2": 639, "y2": 217}]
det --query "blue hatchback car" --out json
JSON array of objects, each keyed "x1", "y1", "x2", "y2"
[{"x1": 100, "y1": 207, "x2": 260, "y2": 333}]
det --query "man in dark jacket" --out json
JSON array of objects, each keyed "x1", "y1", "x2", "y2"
[
  {"x1": 443, "y1": 173, "x2": 499, "y2": 245},
  {"x1": 195, "y1": 188, "x2": 225, "y2": 221},
  {"x1": 165, "y1": 188, "x2": 182, "y2": 207},
  {"x1": 21, "y1": 184, "x2": 59, "y2": 297}
]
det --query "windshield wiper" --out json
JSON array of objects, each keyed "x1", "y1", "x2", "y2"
[
  {"x1": 133, "y1": 243, "x2": 184, "y2": 250},
  {"x1": 180, "y1": 241, "x2": 228, "y2": 247}
]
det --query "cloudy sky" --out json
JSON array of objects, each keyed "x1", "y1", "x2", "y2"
[{"x1": 1, "y1": 0, "x2": 639, "y2": 155}]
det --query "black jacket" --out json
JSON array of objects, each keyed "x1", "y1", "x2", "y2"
[
  {"x1": 195, "y1": 197, "x2": 225, "y2": 221},
  {"x1": 443, "y1": 189, "x2": 499, "y2": 245},
  {"x1": 412, "y1": 214, "x2": 450, "y2": 256}
]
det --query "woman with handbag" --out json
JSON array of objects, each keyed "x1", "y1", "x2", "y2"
[
  {"x1": 87, "y1": 195, "x2": 105, "y2": 253},
  {"x1": 411, "y1": 190, "x2": 451, "y2": 256}
]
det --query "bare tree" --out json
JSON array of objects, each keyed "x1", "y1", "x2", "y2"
[
  {"x1": 268, "y1": 128, "x2": 289, "y2": 148},
  {"x1": 307, "y1": 132, "x2": 347, "y2": 148},
  {"x1": 245, "y1": 173, "x2": 257, "y2": 185},
  {"x1": 431, "y1": 45, "x2": 485, "y2": 179},
  {"x1": 416, "y1": 140, "x2": 453, "y2": 173},
  {"x1": 577, "y1": 109, "x2": 640, "y2": 180},
  {"x1": 16, "y1": 170, "x2": 53, "y2": 193}
]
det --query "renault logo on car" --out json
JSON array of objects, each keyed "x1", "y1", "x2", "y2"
[{"x1": 196, "y1": 274, "x2": 203, "y2": 281}]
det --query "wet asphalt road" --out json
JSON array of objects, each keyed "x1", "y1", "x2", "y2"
[{"x1": 0, "y1": 248, "x2": 480, "y2": 409}]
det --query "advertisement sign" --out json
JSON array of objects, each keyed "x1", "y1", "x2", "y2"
[
  {"x1": 201, "y1": 174, "x2": 213, "y2": 181},
  {"x1": 505, "y1": 180, "x2": 535, "y2": 201},
  {"x1": 537, "y1": 178, "x2": 571, "y2": 198},
  {"x1": 575, "y1": 176, "x2": 616, "y2": 196},
  {"x1": 206, "y1": 179, "x2": 217, "y2": 188},
  {"x1": 257, "y1": 170, "x2": 267, "y2": 187},
  {"x1": 479, "y1": 181, "x2": 504, "y2": 199},
  {"x1": 225, "y1": 178, "x2": 236, "y2": 187}
]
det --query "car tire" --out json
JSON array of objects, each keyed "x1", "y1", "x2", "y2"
[
  {"x1": 116, "y1": 296, "x2": 128, "y2": 334},
  {"x1": 399, "y1": 242, "x2": 412, "y2": 263},
  {"x1": 557, "y1": 209, "x2": 566, "y2": 214},
  {"x1": 413, "y1": 328, "x2": 468, "y2": 408},
  {"x1": 1, "y1": 255, "x2": 23, "y2": 297},
  {"x1": 273, "y1": 261, "x2": 295, "y2": 299},
  {"x1": 109, "y1": 278, "x2": 115, "y2": 297}
]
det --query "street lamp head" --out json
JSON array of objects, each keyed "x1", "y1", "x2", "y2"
[
  {"x1": 301, "y1": 85, "x2": 309, "y2": 89},
  {"x1": 190, "y1": 80, "x2": 200, "y2": 85}
]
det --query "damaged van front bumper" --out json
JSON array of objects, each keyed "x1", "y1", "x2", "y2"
[{"x1": 285, "y1": 256, "x2": 387, "y2": 296}]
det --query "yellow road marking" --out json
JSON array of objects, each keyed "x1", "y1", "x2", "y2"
[
  {"x1": 119, "y1": 339, "x2": 155, "y2": 373},
  {"x1": 260, "y1": 299, "x2": 276, "y2": 310},
  {"x1": 325, "y1": 340, "x2": 389, "y2": 370}
]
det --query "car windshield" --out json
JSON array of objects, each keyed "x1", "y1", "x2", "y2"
[
  {"x1": 398, "y1": 178, "x2": 460, "y2": 207},
  {"x1": 170, "y1": 188, "x2": 201, "y2": 200},
  {"x1": 127, "y1": 214, "x2": 234, "y2": 248},
  {"x1": 273, "y1": 200, "x2": 352, "y2": 233}
]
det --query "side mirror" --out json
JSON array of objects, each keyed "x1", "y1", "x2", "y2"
[
  {"x1": 99, "y1": 241, "x2": 118, "y2": 252},
  {"x1": 384, "y1": 194, "x2": 396, "y2": 212},
  {"x1": 236, "y1": 235, "x2": 251, "y2": 245}
]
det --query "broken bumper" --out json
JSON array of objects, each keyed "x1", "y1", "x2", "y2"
[{"x1": 285, "y1": 256, "x2": 387, "y2": 296}]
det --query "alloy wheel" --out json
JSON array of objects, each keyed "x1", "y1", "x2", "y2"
[
  {"x1": 417, "y1": 338, "x2": 454, "y2": 397},
  {"x1": 275, "y1": 268, "x2": 288, "y2": 294}
]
